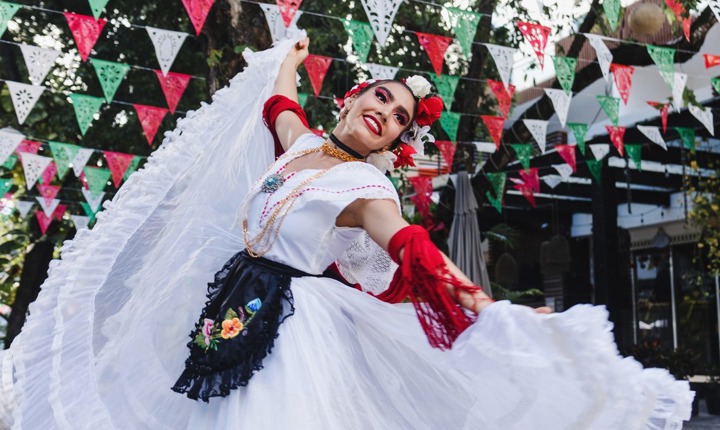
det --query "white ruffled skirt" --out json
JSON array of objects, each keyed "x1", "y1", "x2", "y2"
[{"x1": 186, "y1": 277, "x2": 693, "y2": 430}]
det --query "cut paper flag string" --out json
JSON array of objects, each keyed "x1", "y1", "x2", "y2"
[
  {"x1": 586, "y1": 159, "x2": 602, "y2": 182},
  {"x1": 647, "y1": 101, "x2": 670, "y2": 132},
  {"x1": 625, "y1": 144, "x2": 642, "y2": 171},
  {"x1": 0, "y1": 2, "x2": 21, "y2": 38},
  {"x1": 553, "y1": 163, "x2": 573, "y2": 181},
  {"x1": 544, "y1": 88, "x2": 571, "y2": 128},
  {"x1": 16, "y1": 139, "x2": 41, "y2": 157},
  {"x1": 70, "y1": 93, "x2": 104, "y2": 136},
  {"x1": 647, "y1": 45, "x2": 675, "y2": 89},
  {"x1": 510, "y1": 144, "x2": 533, "y2": 171},
  {"x1": 712, "y1": 77, "x2": 720, "y2": 95},
  {"x1": 543, "y1": 175, "x2": 563, "y2": 189},
  {"x1": 365, "y1": 63, "x2": 398, "y2": 80},
  {"x1": 606, "y1": 125, "x2": 626, "y2": 156},
  {"x1": 103, "y1": 150, "x2": 135, "y2": 188},
  {"x1": 37, "y1": 184, "x2": 59, "y2": 214},
  {"x1": 64, "y1": 13, "x2": 107, "y2": 62},
  {"x1": 488, "y1": 79, "x2": 515, "y2": 118},
  {"x1": 584, "y1": 34, "x2": 612, "y2": 81},
  {"x1": 88, "y1": 0, "x2": 110, "y2": 19},
  {"x1": 146, "y1": 27, "x2": 188, "y2": 76},
  {"x1": 15, "y1": 200, "x2": 34, "y2": 217},
  {"x1": 20, "y1": 153, "x2": 52, "y2": 189},
  {"x1": 711, "y1": 0, "x2": 720, "y2": 23},
  {"x1": 434, "y1": 140, "x2": 456, "y2": 171},
  {"x1": 552, "y1": 56, "x2": 576, "y2": 95},
  {"x1": 155, "y1": 70, "x2": 191, "y2": 114},
  {"x1": 181, "y1": 0, "x2": 215, "y2": 35},
  {"x1": 513, "y1": 181, "x2": 536, "y2": 207},
  {"x1": 484, "y1": 43, "x2": 516, "y2": 88},
  {"x1": 83, "y1": 166, "x2": 111, "y2": 197},
  {"x1": 0, "y1": 128, "x2": 23, "y2": 165},
  {"x1": 297, "y1": 92, "x2": 309, "y2": 108},
  {"x1": 49, "y1": 141, "x2": 80, "y2": 180},
  {"x1": 260, "y1": 3, "x2": 303, "y2": 42},
  {"x1": 439, "y1": 111, "x2": 460, "y2": 142},
  {"x1": 71, "y1": 215, "x2": 90, "y2": 230},
  {"x1": 567, "y1": 122, "x2": 588, "y2": 156},
  {"x1": 2, "y1": 154, "x2": 17, "y2": 169},
  {"x1": 519, "y1": 167, "x2": 540, "y2": 193},
  {"x1": 303, "y1": 54, "x2": 332, "y2": 97},
  {"x1": 432, "y1": 74, "x2": 460, "y2": 111},
  {"x1": 343, "y1": 20, "x2": 374, "y2": 63},
  {"x1": 596, "y1": 95, "x2": 620, "y2": 126},
  {"x1": 0, "y1": 178, "x2": 12, "y2": 196},
  {"x1": 665, "y1": 0, "x2": 691, "y2": 42},
  {"x1": 6, "y1": 81, "x2": 45, "y2": 125},
  {"x1": 81, "y1": 188, "x2": 104, "y2": 213},
  {"x1": 39, "y1": 161, "x2": 56, "y2": 185},
  {"x1": 36, "y1": 205, "x2": 66, "y2": 235},
  {"x1": 20, "y1": 45, "x2": 60, "y2": 86},
  {"x1": 485, "y1": 172, "x2": 506, "y2": 200},
  {"x1": 480, "y1": 115, "x2": 505, "y2": 149},
  {"x1": 516, "y1": 21, "x2": 551, "y2": 68},
  {"x1": 610, "y1": 63, "x2": 634, "y2": 105},
  {"x1": 416, "y1": 32, "x2": 452, "y2": 76},
  {"x1": 123, "y1": 155, "x2": 143, "y2": 181},
  {"x1": 705, "y1": 54, "x2": 720, "y2": 68},
  {"x1": 672, "y1": 72, "x2": 688, "y2": 109},
  {"x1": 276, "y1": 0, "x2": 303, "y2": 28},
  {"x1": 72, "y1": 147, "x2": 94, "y2": 176},
  {"x1": 688, "y1": 104, "x2": 714, "y2": 135},
  {"x1": 486, "y1": 190, "x2": 503, "y2": 213},
  {"x1": 90, "y1": 58, "x2": 130, "y2": 102},
  {"x1": 523, "y1": 119, "x2": 548, "y2": 153},
  {"x1": 360, "y1": 0, "x2": 403, "y2": 48},
  {"x1": 555, "y1": 144, "x2": 576, "y2": 172},
  {"x1": 637, "y1": 125, "x2": 667, "y2": 150},
  {"x1": 589, "y1": 143, "x2": 610, "y2": 160},
  {"x1": 133, "y1": 104, "x2": 168, "y2": 145},
  {"x1": 602, "y1": 0, "x2": 622, "y2": 31},
  {"x1": 446, "y1": 7, "x2": 482, "y2": 58}
]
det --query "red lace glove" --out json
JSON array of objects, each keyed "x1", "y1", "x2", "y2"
[
  {"x1": 262, "y1": 95, "x2": 310, "y2": 159},
  {"x1": 374, "y1": 225, "x2": 484, "y2": 350}
]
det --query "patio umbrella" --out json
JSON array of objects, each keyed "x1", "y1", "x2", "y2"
[{"x1": 447, "y1": 171, "x2": 492, "y2": 297}]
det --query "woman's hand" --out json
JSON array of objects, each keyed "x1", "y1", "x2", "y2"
[{"x1": 284, "y1": 37, "x2": 310, "y2": 69}]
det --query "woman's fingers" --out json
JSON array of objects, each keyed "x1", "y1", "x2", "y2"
[{"x1": 534, "y1": 306, "x2": 553, "y2": 314}]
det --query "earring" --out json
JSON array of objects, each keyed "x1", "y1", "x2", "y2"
[{"x1": 340, "y1": 107, "x2": 349, "y2": 118}]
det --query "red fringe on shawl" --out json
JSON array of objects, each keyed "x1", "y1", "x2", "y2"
[{"x1": 374, "y1": 225, "x2": 482, "y2": 350}]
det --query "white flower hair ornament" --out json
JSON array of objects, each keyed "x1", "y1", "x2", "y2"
[{"x1": 338, "y1": 75, "x2": 444, "y2": 171}]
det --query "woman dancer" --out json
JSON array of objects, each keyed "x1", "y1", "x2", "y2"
[{"x1": 1, "y1": 37, "x2": 693, "y2": 430}]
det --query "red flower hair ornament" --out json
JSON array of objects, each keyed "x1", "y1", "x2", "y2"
[{"x1": 337, "y1": 76, "x2": 443, "y2": 172}]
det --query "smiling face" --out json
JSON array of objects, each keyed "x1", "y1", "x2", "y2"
[{"x1": 333, "y1": 81, "x2": 417, "y2": 155}]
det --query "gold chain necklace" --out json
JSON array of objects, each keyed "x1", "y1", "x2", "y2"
[
  {"x1": 242, "y1": 141, "x2": 361, "y2": 258},
  {"x1": 321, "y1": 142, "x2": 364, "y2": 162}
]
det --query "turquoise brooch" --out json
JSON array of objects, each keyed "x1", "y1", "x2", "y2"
[{"x1": 261, "y1": 173, "x2": 284, "y2": 193}]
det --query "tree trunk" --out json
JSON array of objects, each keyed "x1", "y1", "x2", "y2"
[
  {"x1": 4, "y1": 241, "x2": 54, "y2": 348},
  {"x1": 201, "y1": 0, "x2": 272, "y2": 95}
]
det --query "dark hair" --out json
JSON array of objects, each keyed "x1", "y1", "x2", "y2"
[{"x1": 354, "y1": 80, "x2": 418, "y2": 149}]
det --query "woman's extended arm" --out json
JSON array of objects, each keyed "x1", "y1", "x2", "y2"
[
  {"x1": 343, "y1": 198, "x2": 551, "y2": 315},
  {"x1": 341, "y1": 198, "x2": 495, "y2": 314},
  {"x1": 271, "y1": 38, "x2": 313, "y2": 151}
]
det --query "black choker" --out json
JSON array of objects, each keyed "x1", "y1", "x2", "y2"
[{"x1": 329, "y1": 133, "x2": 366, "y2": 160}]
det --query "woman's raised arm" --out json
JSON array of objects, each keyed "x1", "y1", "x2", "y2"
[{"x1": 270, "y1": 37, "x2": 313, "y2": 151}]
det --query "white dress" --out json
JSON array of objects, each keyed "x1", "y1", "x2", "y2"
[
  {"x1": 0, "y1": 39, "x2": 693, "y2": 430},
  {"x1": 180, "y1": 134, "x2": 693, "y2": 430}
]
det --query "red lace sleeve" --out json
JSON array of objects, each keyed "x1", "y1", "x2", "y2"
[
  {"x1": 374, "y1": 225, "x2": 483, "y2": 350},
  {"x1": 262, "y1": 95, "x2": 310, "y2": 159}
]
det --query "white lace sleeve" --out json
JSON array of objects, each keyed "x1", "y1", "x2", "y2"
[{"x1": 312, "y1": 162, "x2": 401, "y2": 295}]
